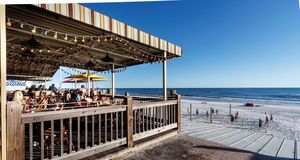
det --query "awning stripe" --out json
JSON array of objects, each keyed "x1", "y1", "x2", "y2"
[{"x1": 33, "y1": 3, "x2": 182, "y2": 56}]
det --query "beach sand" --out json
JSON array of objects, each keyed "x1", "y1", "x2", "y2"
[{"x1": 181, "y1": 99, "x2": 300, "y2": 140}]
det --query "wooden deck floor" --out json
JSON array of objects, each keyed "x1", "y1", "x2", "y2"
[{"x1": 181, "y1": 119, "x2": 298, "y2": 159}]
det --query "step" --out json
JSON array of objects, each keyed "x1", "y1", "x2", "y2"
[
  {"x1": 220, "y1": 131, "x2": 253, "y2": 146},
  {"x1": 244, "y1": 135, "x2": 273, "y2": 153},
  {"x1": 200, "y1": 128, "x2": 235, "y2": 140},
  {"x1": 190, "y1": 127, "x2": 227, "y2": 138},
  {"x1": 231, "y1": 133, "x2": 263, "y2": 149},
  {"x1": 276, "y1": 139, "x2": 295, "y2": 159},
  {"x1": 210, "y1": 130, "x2": 244, "y2": 143},
  {"x1": 259, "y1": 137, "x2": 284, "y2": 157},
  {"x1": 183, "y1": 126, "x2": 222, "y2": 135}
]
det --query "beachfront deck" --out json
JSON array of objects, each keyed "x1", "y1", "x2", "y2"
[{"x1": 181, "y1": 118, "x2": 299, "y2": 159}]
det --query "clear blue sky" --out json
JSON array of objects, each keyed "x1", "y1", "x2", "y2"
[{"x1": 51, "y1": 0, "x2": 300, "y2": 88}]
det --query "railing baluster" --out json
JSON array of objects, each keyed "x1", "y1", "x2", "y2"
[
  {"x1": 116, "y1": 112, "x2": 118, "y2": 139},
  {"x1": 134, "y1": 110, "x2": 136, "y2": 134},
  {"x1": 154, "y1": 107, "x2": 157, "y2": 128},
  {"x1": 149, "y1": 107, "x2": 152, "y2": 130},
  {"x1": 92, "y1": 115, "x2": 95, "y2": 146},
  {"x1": 99, "y1": 114, "x2": 101, "y2": 144},
  {"x1": 41, "y1": 121, "x2": 44, "y2": 159},
  {"x1": 121, "y1": 111, "x2": 123, "y2": 138},
  {"x1": 160, "y1": 106, "x2": 162, "y2": 127},
  {"x1": 110, "y1": 113, "x2": 113, "y2": 141},
  {"x1": 77, "y1": 117, "x2": 80, "y2": 150},
  {"x1": 85, "y1": 116, "x2": 88, "y2": 148},
  {"x1": 173, "y1": 104, "x2": 176, "y2": 123},
  {"x1": 51, "y1": 120, "x2": 54, "y2": 158},
  {"x1": 29, "y1": 123, "x2": 33, "y2": 160},
  {"x1": 169, "y1": 105, "x2": 171, "y2": 125},
  {"x1": 165, "y1": 105, "x2": 167, "y2": 126},
  {"x1": 145, "y1": 108, "x2": 148, "y2": 131},
  {"x1": 60, "y1": 119, "x2": 63, "y2": 156},
  {"x1": 69, "y1": 118, "x2": 73, "y2": 153},
  {"x1": 142, "y1": 108, "x2": 145, "y2": 132},
  {"x1": 105, "y1": 113, "x2": 107, "y2": 143}
]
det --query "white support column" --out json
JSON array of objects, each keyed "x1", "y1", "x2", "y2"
[
  {"x1": 59, "y1": 66, "x2": 62, "y2": 89},
  {"x1": 112, "y1": 63, "x2": 115, "y2": 98},
  {"x1": 163, "y1": 51, "x2": 167, "y2": 101},
  {"x1": 0, "y1": 5, "x2": 7, "y2": 159},
  {"x1": 87, "y1": 70, "x2": 90, "y2": 96}
]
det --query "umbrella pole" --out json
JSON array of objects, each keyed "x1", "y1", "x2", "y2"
[
  {"x1": 112, "y1": 63, "x2": 115, "y2": 98},
  {"x1": 87, "y1": 70, "x2": 90, "y2": 97}
]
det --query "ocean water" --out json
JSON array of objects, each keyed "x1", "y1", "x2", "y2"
[{"x1": 116, "y1": 88, "x2": 300, "y2": 106}]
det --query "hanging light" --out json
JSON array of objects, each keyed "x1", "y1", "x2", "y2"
[
  {"x1": 97, "y1": 37, "x2": 101, "y2": 42},
  {"x1": 44, "y1": 30, "x2": 48, "y2": 36},
  {"x1": 82, "y1": 36, "x2": 85, "y2": 42},
  {"x1": 110, "y1": 37, "x2": 113, "y2": 41},
  {"x1": 31, "y1": 26, "x2": 37, "y2": 33},
  {"x1": 6, "y1": 18, "x2": 11, "y2": 27},
  {"x1": 47, "y1": 50, "x2": 50, "y2": 53},
  {"x1": 20, "y1": 46, "x2": 25, "y2": 51},
  {"x1": 74, "y1": 36, "x2": 78, "y2": 43},
  {"x1": 20, "y1": 23, "x2": 24, "y2": 28},
  {"x1": 64, "y1": 34, "x2": 68, "y2": 40},
  {"x1": 39, "y1": 49, "x2": 42, "y2": 53},
  {"x1": 53, "y1": 32, "x2": 58, "y2": 39},
  {"x1": 104, "y1": 37, "x2": 107, "y2": 42}
]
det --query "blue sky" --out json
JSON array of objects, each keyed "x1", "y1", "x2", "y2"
[{"x1": 51, "y1": 0, "x2": 300, "y2": 88}]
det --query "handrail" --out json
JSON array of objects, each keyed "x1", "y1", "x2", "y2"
[
  {"x1": 133, "y1": 100, "x2": 178, "y2": 110},
  {"x1": 22, "y1": 105, "x2": 127, "y2": 123}
]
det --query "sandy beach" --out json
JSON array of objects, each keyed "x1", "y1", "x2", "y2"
[{"x1": 181, "y1": 98, "x2": 300, "y2": 140}]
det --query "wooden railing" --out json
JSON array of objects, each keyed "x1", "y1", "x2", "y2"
[{"x1": 6, "y1": 95, "x2": 181, "y2": 160}]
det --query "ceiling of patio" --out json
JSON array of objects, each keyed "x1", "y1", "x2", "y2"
[{"x1": 5, "y1": 4, "x2": 182, "y2": 80}]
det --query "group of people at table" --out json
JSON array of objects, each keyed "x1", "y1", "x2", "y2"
[{"x1": 10, "y1": 84, "x2": 122, "y2": 113}]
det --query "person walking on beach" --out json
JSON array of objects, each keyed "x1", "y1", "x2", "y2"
[
  {"x1": 259, "y1": 118, "x2": 262, "y2": 128},
  {"x1": 270, "y1": 114, "x2": 273, "y2": 122},
  {"x1": 230, "y1": 115, "x2": 234, "y2": 123},
  {"x1": 216, "y1": 109, "x2": 218, "y2": 115},
  {"x1": 196, "y1": 109, "x2": 199, "y2": 115},
  {"x1": 235, "y1": 111, "x2": 239, "y2": 119},
  {"x1": 206, "y1": 111, "x2": 209, "y2": 118},
  {"x1": 265, "y1": 116, "x2": 269, "y2": 124}
]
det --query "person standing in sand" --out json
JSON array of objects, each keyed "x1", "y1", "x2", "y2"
[
  {"x1": 230, "y1": 115, "x2": 234, "y2": 123},
  {"x1": 259, "y1": 118, "x2": 262, "y2": 128},
  {"x1": 265, "y1": 116, "x2": 269, "y2": 124},
  {"x1": 270, "y1": 114, "x2": 273, "y2": 122}
]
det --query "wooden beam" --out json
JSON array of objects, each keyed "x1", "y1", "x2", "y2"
[
  {"x1": 6, "y1": 102, "x2": 24, "y2": 160},
  {"x1": 0, "y1": 5, "x2": 7, "y2": 160}
]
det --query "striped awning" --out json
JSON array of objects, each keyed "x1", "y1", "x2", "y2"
[{"x1": 33, "y1": 3, "x2": 182, "y2": 57}]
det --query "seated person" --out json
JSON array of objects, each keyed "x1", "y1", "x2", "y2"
[
  {"x1": 12, "y1": 90, "x2": 29, "y2": 112},
  {"x1": 48, "y1": 84, "x2": 58, "y2": 93}
]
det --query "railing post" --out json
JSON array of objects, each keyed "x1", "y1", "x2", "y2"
[
  {"x1": 126, "y1": 96, "x2": 133, "y2": 147},
  {"x1": 175, "y1": 94, "x2": 181, "y2": 132},
  {"x1": 7, "y1": 101, "x2": 24, "y2": 160}
]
